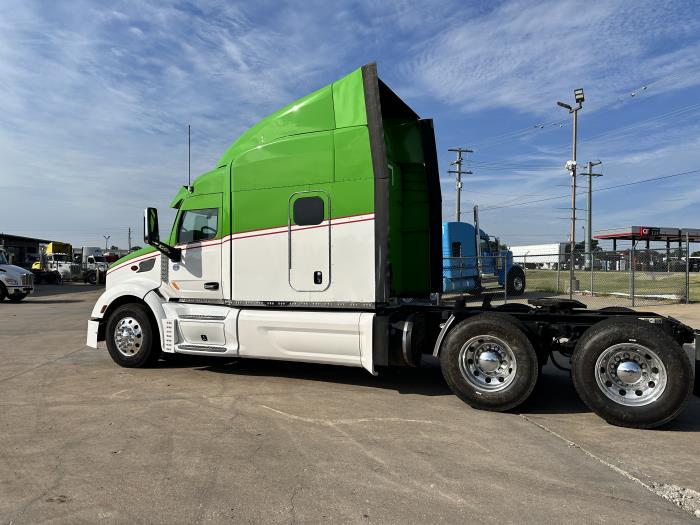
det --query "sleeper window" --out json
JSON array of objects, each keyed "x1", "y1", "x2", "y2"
[
  {"x1": 177, "y1": 208, "x2": 218, "y2": 244},
  {"x1": 293, "y1": 196, "x2": 324, "y2": 226}
]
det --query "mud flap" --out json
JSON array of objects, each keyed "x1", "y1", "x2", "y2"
[
  {"x1": 86, "y1": 320, "x2": 101, "y2": 348},
  {"x1": 694, "y1": 333, "x2": 699, "y2": 397}
]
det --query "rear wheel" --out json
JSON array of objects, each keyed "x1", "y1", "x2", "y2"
[
  {"x1": 440, "y1": 313, "x2": 539, "y2": 411},
  {"x1": 7, "y1": 293, "x2": 27, "y2": 302},
  {"x1": 572, "y1": 318, "x2": 692, "y2": 428},
  {"x1": 105, "y1": 304, "x2": 161, "y2": 368}
]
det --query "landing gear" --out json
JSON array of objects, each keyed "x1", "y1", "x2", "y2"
[
  {"x1": 440, "y1": 313, "x2": 539, "y2": 411},
  {"x1": 572, "y1": 318, "x2": 692, "y2": 428}
]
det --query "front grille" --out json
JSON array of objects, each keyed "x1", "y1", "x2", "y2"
[{"x1": 21, "y1": 274, "x2": 33, "y2": 286}]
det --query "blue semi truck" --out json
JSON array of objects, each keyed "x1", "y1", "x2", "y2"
[{"x1": 442, "y1": 221, "x2": 526, "y2": 295}]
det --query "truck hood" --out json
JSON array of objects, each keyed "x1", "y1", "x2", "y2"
[{"x1": 0, "y1": 264, "x2": 31, "y2": 276}]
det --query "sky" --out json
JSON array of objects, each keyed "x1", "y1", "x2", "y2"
[{"x1": 1, "y1": 0, "x2": 699, "y2": 250}]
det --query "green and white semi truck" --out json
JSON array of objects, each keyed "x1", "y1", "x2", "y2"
[{"x1": 86, "y1": 64, "x2": 698, "y2": 429}]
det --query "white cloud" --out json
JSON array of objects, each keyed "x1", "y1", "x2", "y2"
[
  {"x1": 402, "y1": 0, "x2": 700, "y2": 115},
  {"x1": 0, "y1": 0, "x2": 698, "y2": 250}
]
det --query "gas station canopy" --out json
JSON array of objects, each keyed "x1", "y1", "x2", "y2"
[{"x1": 595, "y1": 226, "x2": 700, "y2": 243}]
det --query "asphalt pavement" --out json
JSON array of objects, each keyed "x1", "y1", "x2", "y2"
[{"x1": 1, "y1": 285, "x2": 698, "y2": 523}]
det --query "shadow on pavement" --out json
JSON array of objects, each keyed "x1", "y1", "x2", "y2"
[
  {"x1": 662, "y1": 400, "x2": 700, "y2": 432},
  {"x1": 155, "y1": 354, "x2": 699, "y2": 427},
  {"x1": 2, "y1": 298, "x2": 86, "y2": 305},
  {"x1": 158, "y1": 354, "x2": 453, "y2": 397},
  {"x1": 519, "y1": 365, "x2": 590, "y2": 415},
  {"x1": 31, "y1": 284, "x2": 104, "y2": 298}
]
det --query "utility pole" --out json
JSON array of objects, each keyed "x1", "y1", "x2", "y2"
[
  {"x1": 104, "y1": 235, "x2": 111, "y2": 251},
  {"x1": 582, "y1": 160, "x2": 602, "y2": 269},
  {"x1": 558, "y1": 88, "x2": 585, "y2": 298},
  {"x1": 448, "y1": 148, "x2": 473, "y2": 222},
  {"x1": 128, "y1": 227, "x2": 132, "y2": 251}
]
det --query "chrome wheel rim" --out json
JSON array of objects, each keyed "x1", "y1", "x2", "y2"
[
  {"x1": 114, "y1": 316, "x2": 143, "y2": 357},
  {"x1": 513, "y1": 277, "x2": 524, "y2": 291},
  {"x1": 594, "y1": 343, "x2": 667, "y2": 406},
  {"x1": 458, "y1": 335, "x2": 516, "y2": 392}
]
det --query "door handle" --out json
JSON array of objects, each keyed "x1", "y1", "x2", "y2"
[{"x1": 204, "y1": 282, "x2": 219, "y2": 290}]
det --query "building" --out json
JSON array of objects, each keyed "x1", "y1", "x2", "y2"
[{"x1": 0, "y1": 233, "x2": 51, "y2": 268}]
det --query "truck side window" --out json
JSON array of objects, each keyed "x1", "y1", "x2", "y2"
[
  {"x1": 451, "y1": 242, "x2": 462, "y2": 257},
  {"x1": 293, "y1": 196, "x2": 324, "y2": 226},
  {"x1": 177, "y1": 208, "x2": 218, "y2": 244}
]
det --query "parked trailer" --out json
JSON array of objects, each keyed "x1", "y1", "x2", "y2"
[
  {"x1": 510, "y1": 243, "x2": 568, "y2": 269},
  {"x1": 86, "y1": 63, "x2": 698, "y2": 428}
]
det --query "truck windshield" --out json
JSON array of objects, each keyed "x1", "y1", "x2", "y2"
[
  {"x1": 0, "y1": 251, "x2": 7, "y2": 265},
  {"x1": 52, "y1": 254, "x2": 68, "y2": 262},
  {"x1": 93, "y1": 256, "x2": 105, "y2": 262}
]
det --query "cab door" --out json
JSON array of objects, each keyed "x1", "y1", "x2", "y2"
[
  {"x1": 288, "y1": 191, "x2": 331, "y2": 291},
  {"x1": 170, "y1": 193, "x2": 224, "y2": 300}
]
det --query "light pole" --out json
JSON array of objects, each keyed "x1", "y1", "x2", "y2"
[
  {"x1": 104, "y1": 235, "x2": 111, "y2": 251},
  {"x1": 557, "y1": 88, "x2": 584, "y2": 298}
]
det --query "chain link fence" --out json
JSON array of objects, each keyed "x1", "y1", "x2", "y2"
[
  {"x1": 442, "y1": 254, "x2": 519, "y2": 305},
  {"x1": 515, "y1": 248, "x2": 694, "y2": 307},
  {"x1": 443, "y1": 248, "x2": 697, "y2": 308}
]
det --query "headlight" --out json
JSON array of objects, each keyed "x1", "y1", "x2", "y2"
[{"x1": 6, "y1": 279, "x2": 17, "y2": 285}]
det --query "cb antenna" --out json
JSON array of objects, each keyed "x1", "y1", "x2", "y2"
[{"x1": 187, "y1": 124, "x2": 193, "y2": 193}]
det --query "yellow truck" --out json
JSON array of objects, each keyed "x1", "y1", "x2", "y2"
[{"x1": 32, "y1": 242, "x2": 77, "y2": 281}]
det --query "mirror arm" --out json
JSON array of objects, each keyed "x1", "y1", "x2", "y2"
[{"x1": 148, "y1": 240, "x2": 181, "y2": 262}]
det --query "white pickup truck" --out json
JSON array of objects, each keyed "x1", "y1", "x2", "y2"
[{"x1": 0, "y1": 247, "x2": 34, "y2": 302}]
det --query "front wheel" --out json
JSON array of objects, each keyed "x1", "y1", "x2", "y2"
[
  {"x1": 572, "y1": 318, "x2": 692, "y2": 428},
  {"x1": 440, "y1": 313, "x2": 539, "y2": 411},
  {"x1": 506, "y1": 267, "x2": 526, "y2": 296},
  {"x1": 7, "y1": 293, "x2": 27, "y2": 302},
  {"x1": 105, "y1": 304, "x2": 161, "y2": 368}
]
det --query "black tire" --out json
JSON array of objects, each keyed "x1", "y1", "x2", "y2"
[
  {"x1": 7, "y1": 293, "x2": 27, "y2": 302},
  {"x1": 0, "y1": 283, "x2": 6, "y2": 302},
  {"x1": 86, "y1": 271, "x2": 97, "y2": 285},
  {"x1": 572, "y1": 318, "x2": 692, "y2": 429},
  {"x1": 506, "y1": 267, "x2": 526, "y2": 296},
  {"x1": 440, "y1": 313, "x2": 539, "y2": 411},
  {"x1": 105, "y1": 304, "x2": 161, "y2": 368}
]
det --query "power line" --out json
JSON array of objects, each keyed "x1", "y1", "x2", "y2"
[
  {"x1": 578, "y1": 101, "x2": 700, "y2": 145},
  {"x1": 480, "y1": 168, "x2": 700, "y2": 211},
  {"x1": 472, "y1": 70, "x2": 700, "y2": 151}
]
